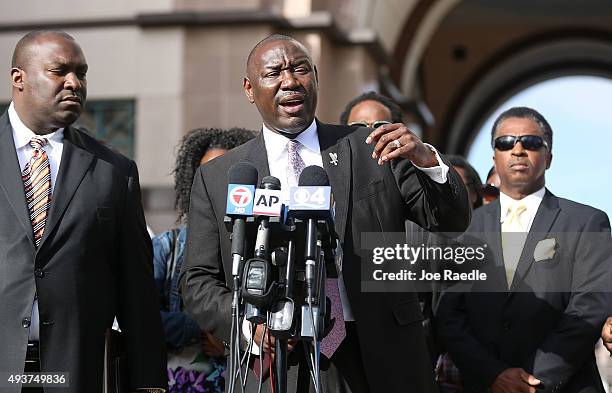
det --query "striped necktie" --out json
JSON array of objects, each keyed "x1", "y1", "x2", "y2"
[{"x1": 22, "y1": 136, "x2": 52, "y2": 248}]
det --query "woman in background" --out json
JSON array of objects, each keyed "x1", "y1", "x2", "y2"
[{"x1": 153, "y1": 127, "x2": 256, "y2": 393}]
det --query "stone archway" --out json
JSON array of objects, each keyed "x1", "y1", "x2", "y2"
[{"x1": 443, "y1": 33, "x2": 612, "y2": 154}]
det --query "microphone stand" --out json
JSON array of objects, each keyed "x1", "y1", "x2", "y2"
[{"x1": 272, "y1": 222, "x2": 296, "y2": 393}]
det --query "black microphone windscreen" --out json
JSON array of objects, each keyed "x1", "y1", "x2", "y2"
[
  {"x1": 298, "y1": 165, "x2": 329, "y2": 186},
  {"x1": 228, "y1": 162, "x2": 259, "y2": 186},
  {"x1": 261, "y1": 176, "x2": 281, "y2": 190}
]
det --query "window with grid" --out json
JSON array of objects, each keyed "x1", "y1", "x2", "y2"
[{"x1": 1, "y1": 99, "x2": 135, "y2": 159}]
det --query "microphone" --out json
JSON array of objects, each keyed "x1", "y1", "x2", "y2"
[
  {"x1": 226, "y1": 162, "x2": 258, "y2": 277},
  {"x1": 290, "y1": 166, "x2": 332, "y2": 286},
  {"x1": 253, "y1": 176, "x2": 282, "y2": 259},
  {"x1": 244, "y1": 176, "x2": 282, "y2": 323},
  {"x1": 225, "y1": 163, "x2": 258, "y2": 393},
  {"x1": 288, "y1": 166, "x2": 337, "y2": 265}
]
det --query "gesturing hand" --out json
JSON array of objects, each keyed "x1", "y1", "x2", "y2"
[
  {"x1": 492, "y1": 368, "x2": 541, "y2": 393},
  {"x1": 253, "y1": 324, "x2": 296, "y2": 359},
  {"x1": 365, "y1": 123, "x2": 437, "y2": 167},
  {"x1": 202, "y1": 330, "x2": 226, "y2": 357},
  {"x1": 601, "y1": 317, "x2": 612, "y2": 354}
]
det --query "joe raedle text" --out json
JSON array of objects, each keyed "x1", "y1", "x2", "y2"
[
  {"x1": 372, "y1": 269, "x2": 487, "y2": 282},
  {"x1": 370, "y1": 243, "x2": 488, "y2": 282}
]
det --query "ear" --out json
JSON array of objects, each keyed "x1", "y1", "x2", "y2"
[
  {"x1": 11, "y1": 67, "x2": 24, "y2": 90},
  {"x1": 546, "y1": 152, "x2": 552, "y2": 169},
  {"x1": 313, "y1": 65, "x2": 319, "y2": 87},
  {"x1": 243, "y1": 77, "x2": 254, "y2": 103}
]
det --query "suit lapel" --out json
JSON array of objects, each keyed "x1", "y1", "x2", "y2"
[
  {"x1": 510, "y1": 190, "x2": 560, "y2": 292},
  {"x1": 38, "y1": 126, "x2": 94, "y2": 249},
  {"x1": 242, "y1": 132, "x2": 270, "y2": 183},
  {"x1": 0, "y1": 113, "x2": 35, "y2": 245},
  {"x1": 317, "y1": 122, "x2": 351, "y2": 244},
  {"x1": 482, "y1": 201, "x2": 509, "y2": 290}
]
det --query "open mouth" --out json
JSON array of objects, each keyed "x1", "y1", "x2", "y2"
[{"x1": 279, "y1": 95, "x2": 305, "y2": 114}]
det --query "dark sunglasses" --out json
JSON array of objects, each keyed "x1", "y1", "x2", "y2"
[
  {"x1": 348, "y1": 120, "x2": 391, "y2": 129},
  {"x1": 493, "y1": 135, "x2": 549, "y2": 151}
]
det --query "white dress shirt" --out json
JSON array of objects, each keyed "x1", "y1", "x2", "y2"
[
  {"x1": 499, "y1": 187, "x2": 545, "y2": 232},
  {"x1": 244, "y1": 120, "x2": 450, "y2": 353},
  {"x1": 8, "y1": 102, "x2": 65, "y2": 341}
]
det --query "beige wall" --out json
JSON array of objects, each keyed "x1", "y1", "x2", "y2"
[
  {"x1": 0, "y1": 33, "x2": 24, "y2": 100},
  {"x1": 69, "y1": 27, "x2": 185, "y2": 188},
  {"x1": 0, "y1": 27, "x2": 185, "y2": 189},
  {"x1": 0, "y1": 0, "x2": 174, "y2": 23},
  {"x1": 176, "y1": 0, "x2": 265, "y2": 12},
  {"x1": 183, "y1": 25, "x2": 273, "y2": 133}
]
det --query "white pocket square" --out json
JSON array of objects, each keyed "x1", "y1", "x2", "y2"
[{"x1": 533, "y1": 238, "x2": 556, "y2": 261}]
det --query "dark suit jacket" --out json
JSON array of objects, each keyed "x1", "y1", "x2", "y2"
[
  {"x1": 437, "y1": 190, "x2": 612, "y2": 393},
  {"x1": 180, "y1": 121, "x2": 470, "y2": 393},
  {"x1": 0, "y1": 112, "x2": 167, "y2": 393}
]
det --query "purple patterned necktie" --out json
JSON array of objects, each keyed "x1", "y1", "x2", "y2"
[
  {"x1": 321, "y1": 278, "x2": 346, "y2": 358},
  {"x1": 286, "y1": 138, "x2": 345, "y2": 357},
  {"x1": 286, "y1": 139, "x2": 306, "y2": 187}
]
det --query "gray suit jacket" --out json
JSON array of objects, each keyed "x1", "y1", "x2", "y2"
[
  {"x1": 0, "y1": 112, "x2": 167, "y2": 393},
  {"x1": 180, "y1": 121, "x2": 471, "y2": 393},
  {"x1": 437, "y1": 190, "x2": 612, "y2": 393}
]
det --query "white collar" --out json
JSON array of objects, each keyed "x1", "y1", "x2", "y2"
[
  {"x1": 262, "y1": 119, "x2": 319, "y2": 161},
  {"x1": 8, "y1": 102, "x2": 64, "y2": 149},
  {"x1": 499, "y1": 187, "x2": 546, "y2": 222}
]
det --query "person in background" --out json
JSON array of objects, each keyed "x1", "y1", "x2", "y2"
[
  {"x1": 434, "y1": 154, "x2": 483, "y2": 393},
  {"x1": 153, "y1": 127, "x2": 256, "y2": 393},
  {"x1": 341, "y1": 92, "x2": 440, "y2": 370},
  {"x1": 340, "y1": 90, "x2": 403, "y2": 127},
  {"x1": 437, "y1": 106, "x2": 611, "y2": 393},
  {"x1": 447, "y1": 155, "x2": 483, "y2": 210},
  {"x1": 483, "y1": 166, "x2": 501, "y2": 204}
]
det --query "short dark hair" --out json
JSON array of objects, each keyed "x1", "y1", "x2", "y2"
[
  {"x1": 174, "y1": 127, "x2": 256, "y2": 222},
  {"x1": 447, "y1": 154, "x2": 483, "y2": 209},
  {"x1": 246, "y1": 34, "x2": 308, "y2": 72},
  {"x1": 339, "y1": 91, "x2": 403, "y2": 125},
  {"x1": 490, "y1": 106, "x2": 553, "y2": 151},
  {"x1": 12, "y1": 30, "x2": 75, "y2": 68}
]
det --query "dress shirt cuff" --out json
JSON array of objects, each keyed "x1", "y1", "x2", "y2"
[{"x1": 412, "y1": 143, "x2": 449, "y2": 184}]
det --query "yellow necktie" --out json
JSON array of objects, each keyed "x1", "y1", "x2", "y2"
[{"x1": 501, "y1": 204, "x2": 527, "y2": 288}]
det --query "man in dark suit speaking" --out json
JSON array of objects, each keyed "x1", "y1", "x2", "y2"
[
  {"x1": 437, "y1": 107, "x2": 612, "y2": 393},
  {"x1": 180, "y1": 34, "x2": 470, "y2": 393},
  {"x1": 0, "y1": 31, "x2": 166, "y2": 393}
]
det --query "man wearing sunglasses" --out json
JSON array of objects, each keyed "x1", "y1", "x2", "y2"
[{"x1": 437, "y1": 106, "x2": 611, "y2": 393}]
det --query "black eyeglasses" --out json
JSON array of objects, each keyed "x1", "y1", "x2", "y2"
[
  {"x1": 493, "y1": 135, "x2": 549, "y2": 151},
  {"x1": 348, "y1": 120, "x2": 391, "y2": 129}
]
